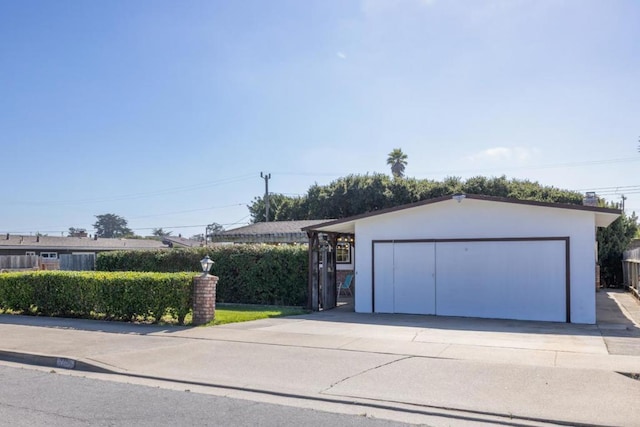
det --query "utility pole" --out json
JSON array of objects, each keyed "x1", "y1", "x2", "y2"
[
  {"x1": 261, "y1": 172, "x2": 271, "y2": 222},
  {"x1": 621, "y1": 194, "x2": 627, "y2": 212}
]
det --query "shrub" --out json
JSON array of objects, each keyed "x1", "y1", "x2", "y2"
[
  {"x1": 96, "y1": 245, "x2": 308, "y2": 306},
  {"x1": 0, "y1": 271, "x2": 193, "y2": 324}
]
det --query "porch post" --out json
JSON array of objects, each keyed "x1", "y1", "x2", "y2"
[
  {"x1": 307, "y1": 231, "x2": 319, "y2": 311},
  {"x1": 327, "y1": 233, "x2": 338, "y2": 309}
]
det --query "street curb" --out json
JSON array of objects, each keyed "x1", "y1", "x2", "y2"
[
  {"x1": 0, "y1": 350, "x2": 118, "y2": 374},
  {"x1": 1, "y1": 348, "x2": 630, "y2": 427}
]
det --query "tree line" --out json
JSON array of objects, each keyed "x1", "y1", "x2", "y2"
[
  {"x1": 68, "y1": 215, "x2": 223, "y2": 241},
  {"x1": 248, "y1": 174, "x2": 585, "y2": 222},
  {"x1": 67, "y1": 214, "x2": 134, "y2": 239},
  {"x1": 247, "y1": 171, "x2": 637, "y2": 287}
]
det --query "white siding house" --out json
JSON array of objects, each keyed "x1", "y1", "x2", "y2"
[{"x1": 305, "y1": 195, "x2": 620, "y2": 324}]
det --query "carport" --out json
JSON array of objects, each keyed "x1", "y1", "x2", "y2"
[{"x1": 304, "y1": 194, "x2": 620, "y2": 324}]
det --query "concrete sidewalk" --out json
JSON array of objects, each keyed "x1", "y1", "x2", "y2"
[{"x1": 1, "y1": 290, "x2": 639, "y2": 426}]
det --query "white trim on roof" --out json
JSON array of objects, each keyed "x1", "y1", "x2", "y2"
[{"x1": 303, "y1": 194, "x2": 620, "y2": 234}]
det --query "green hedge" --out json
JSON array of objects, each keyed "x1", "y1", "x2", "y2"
[
  {"x1": 0, "y1": 271, "x2": 193, "y2": 324},
  {"x1": 97, "y1": 245, "x2": 308, "y2": 306}
]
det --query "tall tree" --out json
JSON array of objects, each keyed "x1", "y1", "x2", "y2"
[
  {"x1": 68, "y1": 227, "x2": 87, "y2": 237},
  {"x1": 248, "y1": 193, "x2": 305, "y2": 223},
  {"x1": 93, "y1": 214, "x2": 133, "y2": 238},
  {"x1": 151, "y1": 228, "x2": 172, "y2": 237},
  {"x1": 386, "y1": 148, "x2": 408, "y2": 179},
  {"x1": 190, "y1": 233, "x2": 205, "y2": 242},
  {"x1": 247, "y1": 174, "x2": 587, "y2": 222},
  {"x1": 245, "y1": 173, "x2": 633, "y2": 285},
  {"x1": 206, "y1": 222, "x2": 224, "y2": 236},
  {"x1": 597, "y1": 211, "x2": 638, "y2": 286}
]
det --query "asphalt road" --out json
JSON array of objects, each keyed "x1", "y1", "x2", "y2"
[{"x1": 0, "y1": 365, "x2": 410, "y2": 427}]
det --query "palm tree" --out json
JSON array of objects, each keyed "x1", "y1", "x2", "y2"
[
  {"x1": 386, "y1": 148, "x2": 408, "y2": 178},
  {"x1": 151, "y1": 228, "x2": 172, "y2": 237}
]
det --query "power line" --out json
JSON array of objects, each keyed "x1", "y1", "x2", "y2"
[
  {"x1": 132, "y1": 220, "x2": 251, "y2": 231},
  {"x1": 0, "y1": 201, "x2": 253, "y2": 235},
  {"x1": 416, "y1": 157, "x2": 640, "y2": 176},
  {"x1": 0, "y1": 219, "x2": 253, "y2": 236},
  {"x1": 129, "y1": 203, "x2": 245, "y2": 220},
  {"x1": 597, "y1": 190, "x2": 640, "y2": 196},
  {"x1": 574, "y1": 184, "x2": 640, "y2": 191},
  {"x1": 273, "y1": 157, "x2": 640, "y2": 180},
  {"x1": 5, "y1": 174, "x2": 256, "y2": 207},
  {"x1": 6, "y1": 157, "x2": 639, "y2": 208},
  {"x1": 575, "y1": 185, "x2": 640, "y2": 196},
  {"x1": 131, "y1": 224, "x2": 211, "y2": 230}
]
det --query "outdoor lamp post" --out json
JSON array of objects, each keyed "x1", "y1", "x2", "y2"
[
  {"x1": 193, "y1": 255, "x2": 218, "y2": 325},
  {"x1": 200, "y1": 255, "x2": 214, "y2": 275}
]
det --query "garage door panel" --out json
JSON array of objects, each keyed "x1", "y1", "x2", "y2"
[
  {"x1": 373, "y1": 243, "x2": 394, "y2": 313},
  {"x1": 394, "y1": 243, "x2": 435, "y2": 315},
  {"x1": 435, "y1": 241, "x2": 566, "y2": 322}
]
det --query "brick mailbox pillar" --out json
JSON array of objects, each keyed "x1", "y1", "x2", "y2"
[{"x1": 192, "y1": 274, "x2": 218, "y2": 326}]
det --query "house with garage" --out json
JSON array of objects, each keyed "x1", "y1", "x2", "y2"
[{"x1": 303, "y1": 194, "x2": 620, "y2": 324}]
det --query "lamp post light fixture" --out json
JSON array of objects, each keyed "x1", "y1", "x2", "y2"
[{"x1": 200, "y1": 255, "x2": 214, "y2": 275}]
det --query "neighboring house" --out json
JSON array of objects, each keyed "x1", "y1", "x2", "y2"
[
  {"x1": 161, "y1": 235, "x2": 202, "y2": 248},
  {"x1": 304, "y1": 194, "x2": 620, "y2": 324},
  {"x1": 210, "y1": 220, "x2": 331, "y2": 244},
  {"x1": 0, "y1": 234, "x2": 170, "y2": 270},
  {"x1": 0, "y1": 234, "x2": 169, "y2": 257}
]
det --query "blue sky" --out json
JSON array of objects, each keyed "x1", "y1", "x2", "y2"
[{"x1": 1, "y1": 0, "x2": 639, "y2": 237}]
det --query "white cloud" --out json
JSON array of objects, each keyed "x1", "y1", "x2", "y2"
[
  {"x1": 336, "y1": 51, "x2": 346, "y2": 59},
  {"x1": 467, "y1": 146, "x2": 538, "y2": 163}
]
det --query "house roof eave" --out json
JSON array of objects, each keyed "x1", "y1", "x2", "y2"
[{"x1": 301, "y1": 194, "x2": 622, "y2": 234}]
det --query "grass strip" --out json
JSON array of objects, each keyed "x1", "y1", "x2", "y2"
[{"x1": 208, "y1": 304, "x2": 308, "y2": 326}]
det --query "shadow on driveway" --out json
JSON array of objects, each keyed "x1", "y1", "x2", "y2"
[
  {"x1": 595, "y1": 289, "x2": 640, "y2": 356},
  {"x1": 300, "y1": 289, "x2": 640, "y2": 341},
  {"x1": 1, "y1": 290, "x2": 638, "y2": 347},
  {"x1": 595, "y1": 289, "x2": 640, "y2": 337}
]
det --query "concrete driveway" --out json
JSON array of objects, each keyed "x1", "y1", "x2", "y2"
[
  {"x1": 172, "y1": 289, "x2": 640, "y2": 372},
  {"x1": 594, "y1": 289, "x2": 640, "y2": 355}
]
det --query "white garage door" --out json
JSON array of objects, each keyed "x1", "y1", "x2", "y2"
[
  {"x1": 435, "y1": 240, "x2": 566, "y2": 322},
  {"x1": 373, "y1": 242, "x2": 436, "y2": 315},
  {"x1": 373, "y1": 240, "x2": 567, "y2": 322}
]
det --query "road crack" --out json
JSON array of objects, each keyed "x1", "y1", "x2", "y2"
[{"x1": 320, "y1": 355, "x2": 413, "y2": 394}]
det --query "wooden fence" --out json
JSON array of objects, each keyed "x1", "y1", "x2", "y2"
[
  {"x1": 59, "y1": 254, "x2": 96, "y2": 271},
  {"x1": 0, "y1": 254, "x2": 96, "y2": 271},
  {"x1": 0, "y1": 255, "x2": 39, "y2": 270},
  {"x1": 622, "y1": 248, "x2": 640, "y2": 300}
]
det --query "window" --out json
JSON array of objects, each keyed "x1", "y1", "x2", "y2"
[
  {"x1": 336, "y1": 242, "x2": 351, "y2": 264},
  {"x1": 25, "y1": 251, "x2": 36, "y2": 256},
  {"x1": 40, "y1": 252, "x2": 58, "y2": 259}
]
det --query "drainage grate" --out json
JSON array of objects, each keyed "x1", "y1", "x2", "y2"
[{"x1": 56, "y1": 357, "x2": 76, "y2": 370}]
